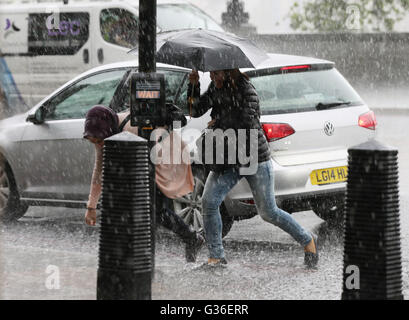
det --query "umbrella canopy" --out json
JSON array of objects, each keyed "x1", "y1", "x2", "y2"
[{"x1": 128, "y1": 29, "x2": 269, "y2": 72}]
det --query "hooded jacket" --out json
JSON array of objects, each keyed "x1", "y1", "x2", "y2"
[
  {"x1": 85, "y1": 109, "x2": 194, "y2": 210},
  {"x1": 187, "y1": 75, "x2": 271, "y2": 167}
]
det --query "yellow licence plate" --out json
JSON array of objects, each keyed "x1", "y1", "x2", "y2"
[{"x1": 310, "y1": 166, "x2": 348, "y2": 185}]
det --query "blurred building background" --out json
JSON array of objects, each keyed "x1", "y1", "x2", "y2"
[
  {"x1": 190, "y1": 0, "x2": 409, "y2": 110},
  {"x1": 190, "y1": 0, "x2": 409, "y2": 34}
]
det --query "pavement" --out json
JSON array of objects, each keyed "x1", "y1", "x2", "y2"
[
  {"x1": 1, "y1": 109, "x2": 407, "y2": 300},
  {"x1": 0, "y1": 208, "x2": 325, "y2": 300}
]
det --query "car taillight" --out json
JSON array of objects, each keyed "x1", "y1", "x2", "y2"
[
  {"x1": 262, "y1": 123, "x2": 295, "y2": 142},
  {"x1": 280, "y1": 65, "x2": 311, "y2": 72},
  {"x1": 358, "y1": 111, "x2": 377, "y2": 130}
]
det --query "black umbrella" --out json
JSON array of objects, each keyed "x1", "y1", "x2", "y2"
[{"x1": 128, "y1": 29, "x2": 269, "y2": 72}]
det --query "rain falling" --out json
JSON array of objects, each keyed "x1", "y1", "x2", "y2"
[{"x1": 0, "y1": 0, "x2": 409, "y2": 306}]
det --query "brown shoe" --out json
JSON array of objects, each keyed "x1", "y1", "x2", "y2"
[
  {"x1": 304, "y1": 233, "x2": 319, "y2": 269},
  {"x1": 197, "y1": 258, "x2": 228, "y2": 270}
]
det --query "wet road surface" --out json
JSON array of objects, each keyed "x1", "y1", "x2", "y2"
[{"x1": 0, "y1": 109, "x2": 408, "y2": 300}]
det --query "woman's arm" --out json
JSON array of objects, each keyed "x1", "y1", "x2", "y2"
[
  {"x1": 187, "y1": 71, "x2": 213, "y2": 118},
  {"x1": 187, "y1": 82, "x2": 214, "y2": 118},
  {"x1": 85, "y1": 145, "x2": 103, "y2": 226}
]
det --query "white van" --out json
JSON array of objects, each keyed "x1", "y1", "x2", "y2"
[{"x1": 0, "y1": 0, "x2": 224, "y2": 108}]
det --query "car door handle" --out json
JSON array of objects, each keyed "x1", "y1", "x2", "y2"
[
  {"x1": 98, "y1": 48, "x2": 104, "y2": 64},
  {"x1": 83, "y1": 49, "x2": 89, "y2": 64}
]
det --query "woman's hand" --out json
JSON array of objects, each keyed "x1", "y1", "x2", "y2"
[
  {"x1": 85, "y1": 208, "x2": 97, "y2": 226},
  {"x1": 207, "y1": 119, "x2": 216, "y2": 127},
  {"x1": 188, "y1": 70, "x2": 199, "y2": 86}
]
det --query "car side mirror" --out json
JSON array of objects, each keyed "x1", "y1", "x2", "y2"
[{"x1": 26, "y1": 106, "x2": 46, "y2": 124}]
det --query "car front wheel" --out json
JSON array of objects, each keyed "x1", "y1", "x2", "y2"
[
  {"x1": 0, "y1": 160, "x2": 28, "y2": 223},
  {"x1": 173, "y1": 166, "x2": 234, "y2": 238}
]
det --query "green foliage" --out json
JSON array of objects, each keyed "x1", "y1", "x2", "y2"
[{"x1": 289, "y1": 0, "x2": 409, "y2": 32}]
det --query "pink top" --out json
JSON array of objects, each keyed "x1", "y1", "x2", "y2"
[{"x1": 87, "y1": 111, "x2": 195, "y2": 209}]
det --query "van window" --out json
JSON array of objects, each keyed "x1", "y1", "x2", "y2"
[
  {"x1": 44, "y1": 69, "x2": 128, "y2": 120},
  {"x1": 100, "y1": 8, "x2": 138, "y2": 49},
  {"x1": 28, "y1": 12, "x2": 89, "y2": 55}
]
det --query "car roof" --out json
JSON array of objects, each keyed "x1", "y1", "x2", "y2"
[
  {"x1": 78, "y1": 60, "x2": 191, "y2": 76},
  {"x1": 24, "y1": 52, "x2": 336, "y2": 116},
  {"x1": 85, "y1": 53, "x2": 334, "y2": 76},
  {"x1": 38, "y1": 52, "x2": 335, "y2": 90},
  {"x1": 31, "y1": 52, "x2": 334, "y2": 110}
]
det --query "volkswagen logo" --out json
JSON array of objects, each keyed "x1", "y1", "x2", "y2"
[{"x1": 324, "y1": 121, "x2": 335, "y2": 136}]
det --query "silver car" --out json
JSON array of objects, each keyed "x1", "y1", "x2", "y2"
[{"x1": 0, "y1": 54, "x2": 376, "y2": 237}]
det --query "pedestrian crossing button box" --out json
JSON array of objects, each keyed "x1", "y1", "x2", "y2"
[{"x1": 130, "y1": 72, "x2": 166, "y2": 128}]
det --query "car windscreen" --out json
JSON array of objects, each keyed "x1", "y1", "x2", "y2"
[
  {"x1": 157, "y1": 4, "x2": 224, "y2": 32},
  {"x1": 249, "y1": 68, "x2": 364, "y2": 115}
]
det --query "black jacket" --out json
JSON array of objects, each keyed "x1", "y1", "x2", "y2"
[{"x1": 187, "y1": 75, "x2": 271, "y2": 166}]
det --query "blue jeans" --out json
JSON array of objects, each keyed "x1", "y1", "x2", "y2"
[{"x1": 201, "y1": 160, "x2": 313, "y2": 259}]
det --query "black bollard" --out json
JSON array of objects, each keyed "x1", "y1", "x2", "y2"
[
  {"x1": 97, "y1": 132, "x2": 152, "y2": 300},
  {"x1": 342, "y1": 139, "x2": 403, "y2": 300}
]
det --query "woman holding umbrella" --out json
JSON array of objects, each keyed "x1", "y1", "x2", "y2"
[
  {"x1": 188, "y1": 68, "x2": 318, "y2": 268},
  {"x1": 133, "y1": 28, "x2": 318, "y2": 267}
]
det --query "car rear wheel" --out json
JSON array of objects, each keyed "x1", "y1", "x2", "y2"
[
  {"x1": 172, "y1": 165, "x2": 234, "y2": 238},
  {"x1": 0, "y1": 160, "x2": 28, "y2": 223}
]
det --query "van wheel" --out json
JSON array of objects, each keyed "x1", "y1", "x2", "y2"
[
  {"x1": 173, "y1": 165, "x2": 234, "y2": 238},
  {"x1": 0, "y1": 161, "x2": 28, "y2": 223},
  {"x1": 312, "y1": 200, "x2": 344, "y2": 230}
]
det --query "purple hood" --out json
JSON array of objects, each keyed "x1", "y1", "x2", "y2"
[{"x1": 83, "y1": 105, "x2": 119, "y2": 140}]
